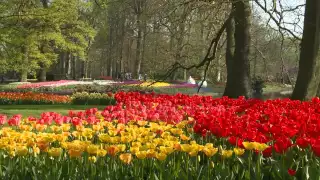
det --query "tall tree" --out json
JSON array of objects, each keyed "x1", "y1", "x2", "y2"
[
  {"x1": 223, "y1": 0, "x2": 252, "y2": 98},
  {"x1": 291, "y1": 0, "x2": 320, "y2": 100},
  {"x1": 223, "y1": 12, "x2": 235, "y2": 97}
]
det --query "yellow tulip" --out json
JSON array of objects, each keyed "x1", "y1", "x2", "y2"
[
  {"x1": 117, "y1": 144, "x2": 126, "y2": 152},
  {"x1": 242, "y1": 142, "x2": 255, "y2": 150},
  {"x1": 106, "y1": 145, "x2": 119, "y2": 156},
  {"x1": 62, "y1": 124, "x2": 71, "y2": 132},
  {"x1": 146, "y1": 142, "x2": 157, "y2": 149},
  {"x1": 97, "y1": 149, "x2": 107, "y2": 157},
  {"x1": 9, "y1": 150, "x2": 15, "y2": 158},
  {"x1": 121, "y1": 136, "x2": 133, "y2": 143},
  {"x1": 156, "y1": 152, "x2": 167, "y2": 161},
  {"x1": 255, "y1": 143, "x2": 269, "y2": 151},
  {"x1": 76, "y1": 125, "x2": 85, "y2": 132},
  {"x1": 181, "y1": 144, "x2": 192, "y2": 152},
  {"x1": 233, "y1": 148, "x2": 245, "y2": 156},
  {"x1": 147, "y1": 149, "x2": 157, "y2": 158},
  {"x1": 48, "y1": 147, "x2": 62, "y2": 157},
  {"x1": 136, "y1": 151, "x2": 147, "y2": 159},
  {"x1": 130, "y1": 147, "x2": 140, "y2": 154},
  {"x1": 88, "y1": 156, "x2": 97, "y2": 163},
  {"x1": 137, "y1": 121, "x2": 148, "y2": 127},
  {"x1": 87, "y1": 144, "x2": 99, "y2": 155},
  {"x1": 176, "y1": 121, "x2": 187, "y2": 129},
  {"x1": 189, "y1": 151, "x2": 198, "y2": 157},
  {"x1": 131, "y1": 142, "x2": 141, "y2": 147},
  {"x1": 82, "y1": 128, "x2": 94, "y2": 139},
  {"x1": 71, "y1": 131, "x2": 81, "y2": 139},
  {"x1": 35, "y1": 124, "x2": 47, "y2": 132},
  {"x1": 32, "y1": 146, "x2": 40, "y2": 156},
  {"x1": 180, "y1": 134, "x2": 190, "y2": 141},
  {"x1": 173, "y1": 144, "x2": 181, "y2": 151},
  {"x1": 119, "y1": 153, "x2": 132, "y2": 164},
  {"x1": 202, "y1": 147, "x2": 218, "y2": 157},
  {"x1": 170, "y1": 128, "x2": 183, "y2": 135},
  {"x1": 221, "y1": 150, "x2": 233, "y2": 158},
  {"x1": 205, "y1": 143, "x2": 214, "y2": 148},
  {"x1": 99, "y1": 134, "x2": 110, "y2": 143},
  {"x1": 110, "y1": 137, "x2": 121, "y2": 144},
  {"x1": 92, "y1": 125, "x2": 102, "y2": 132},
  {"x1": 16, "y1": 146, "x2": 28, "y2": 156},
  {"x1": 19, "y1": 125, "x2": 33, "y2": 131},
  {"x1": 50, "y1": 125, "x2": 61, "y2": 133},
  {"x1": 159, "y1": 146, "x2": 174, "y2": 154},
  {"x1": 55, "y1": 134, "x2": 67, "y2": 142},
  {"x1": 68, "y1": 149, "x2": 82, "y2": 158}
]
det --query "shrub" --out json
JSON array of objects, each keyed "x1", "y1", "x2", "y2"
[{"x1": 71, "y1": 92, "x2": 116, "y2": 105}]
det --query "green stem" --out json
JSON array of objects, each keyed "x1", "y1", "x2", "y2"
[
  {"x1": 249, "y1": 151, "x2": 252, "y2": 179},
  {"x1": 257, "y1": 153, "x2": 261, "y2": 180}
]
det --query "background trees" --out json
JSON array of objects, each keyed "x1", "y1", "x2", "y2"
[
  {"x1": 2, "y1": 0, "x2": 320, "y2": 100},
  {"x1": 0, "y1": 0, "x2": 94, "y2": 81}
]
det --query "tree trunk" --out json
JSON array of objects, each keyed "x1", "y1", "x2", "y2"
[
  {"x1": 72, "y1": 56, "x2": 77, "y2": 80},
  {"x1": 224, "y1": 1, "x2": 252, "y2": 98},
  {"x1": 223, "y1": 15, "x2": 235, "y2": 96},
  {"x1": 134, "y1": 13, "x2": 143, "y2": 78},
  {"x1": 39, "y1": 63, "x2": 46, "y2": 82},
  {"x1": 80, "y1": 61, "x2": 85, "y2": 78},
  {"x1": 66, "y1": 53, "x2": 72, "y2": 79},
  {"x1": 20, "y1": 46, "x2": 28, "y2": 82},
  {"x1": 216, "y1": 55, "x2": 221, "y2": 82},
  {"x1": 291, "y1": 0, "x2": 320, "y2": 100},
  {"x1": 38, "y1": 0, "x2": 49, "y2": 82}
]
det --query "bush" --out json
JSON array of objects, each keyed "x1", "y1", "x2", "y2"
[{"x1": 71, "y1": 92, "x2": 116, "y2": 105}]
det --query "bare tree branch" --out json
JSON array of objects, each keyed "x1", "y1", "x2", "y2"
[{"x1": 254, "y1": 0, "x2": 302, "y2": 40}]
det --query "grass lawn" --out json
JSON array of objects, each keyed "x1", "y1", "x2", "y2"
[{"x1": 0, "y1": 105, "x2": 107, "y2": 117}]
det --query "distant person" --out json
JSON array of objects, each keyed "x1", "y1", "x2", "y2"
[
  {"x1": 143, "y1": 74, "x2": 147, "y2": 81},
  {"x1": 198, "y1": 80, "x2": 208, "y2": 88},
  {"x1": 187, "y1": 76, "x2": 196, "y2": 84}
]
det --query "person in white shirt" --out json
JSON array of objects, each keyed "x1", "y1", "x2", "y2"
[{"x1": 187, "y1": 76, "x2": 196, "y2": 84}]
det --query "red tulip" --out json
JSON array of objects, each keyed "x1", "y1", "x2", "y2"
[
  {"x1": 0, "y1": 115, "x2": 7, "y2": 125},
  {"x1": 262, "y1": 146, "x2": 273, "y2": 157},
  {"x1": 296, "y1": 137, "x2": 310, "y2": 149},
  {"x1": 287, "y1": 169, "x2": 296, "y2": 176}
]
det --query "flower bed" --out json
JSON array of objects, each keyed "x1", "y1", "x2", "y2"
[
  {"x1": 16, "y1": 80, "x2": 92, "y2": 89},
  {"x1": 0, "y1": 92, "x2": 116, "y2": 105},
  {"x1": 0, "y1": 92, "x2": 71, "y2": 104},
  {"x1": 0, "y1": 92, "x2": 319, "y2": 179}
]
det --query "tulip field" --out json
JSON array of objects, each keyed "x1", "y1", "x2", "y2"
[{"x1": 0, "y1": 92, "x2": 319, "y2": 179}]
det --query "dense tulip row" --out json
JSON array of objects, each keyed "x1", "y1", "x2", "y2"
[
  {"x1": 0, "y1": 92, "x2": 319, "y2": 179},
  {"x1": 0, "y1": 92, "x2": 71, "y2": 104},
  {"x1": 14, "y1": 80, "x2": 197, "y2": 90},
  {"x1": 16, "y1": 80, "x2": 78, "y2": 89}
]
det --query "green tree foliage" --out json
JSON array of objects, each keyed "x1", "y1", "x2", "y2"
[{"x1": 0, "y1": 0, "x2": 95, "y2": 81}]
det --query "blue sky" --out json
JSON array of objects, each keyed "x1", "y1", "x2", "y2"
[{"x1": 254, "y1": 0, "x2": 305, "y2": 37}]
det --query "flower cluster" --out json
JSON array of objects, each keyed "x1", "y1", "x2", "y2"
[
  {"x1": 114, "y1": 92, "x2": 320, "y2": 157},
  {"x1": 0, "y1": 112, "x2": 253, "y2": 179},
  {"x1": 0, "y1": 92, "x2": 319, "y2": 179}
]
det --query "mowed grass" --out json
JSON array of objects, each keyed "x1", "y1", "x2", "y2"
[{"x1": 0, "y1": 105, "x2": 106, "y2": 117}]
